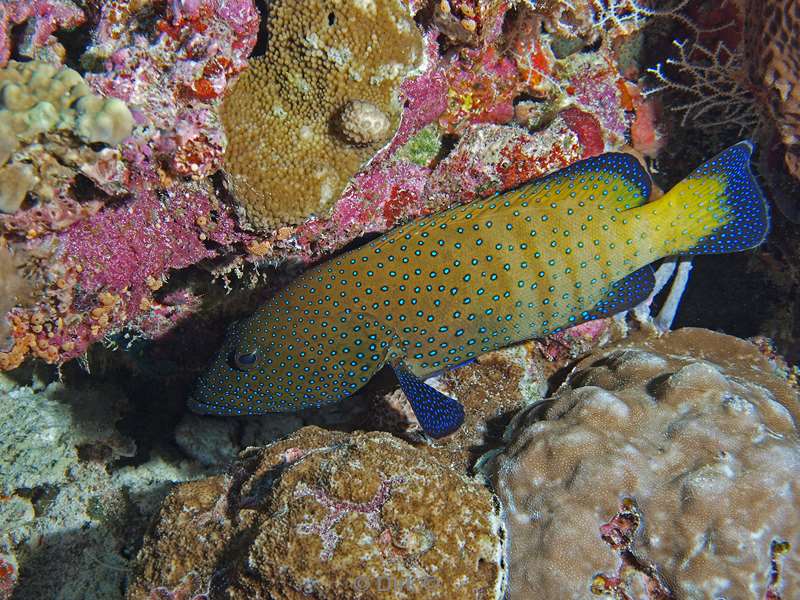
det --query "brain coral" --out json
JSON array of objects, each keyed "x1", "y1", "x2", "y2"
[
  {"x1": 745, "y1": 0, "x2": 800, "y2": 181},
  {"x1": 488, "y1": 328, "x2": 800, "y2": 599},
  {"x1": 219, "y1": 0, "x2": 423, "y2": 230}
]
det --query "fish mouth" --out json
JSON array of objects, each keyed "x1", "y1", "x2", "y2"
[
  {"x1": 186, "y1": 394, "x2": 216, "y2": 415},
  {"x1": 186, "y1": 395, "x2": 247, "y2": 416}
]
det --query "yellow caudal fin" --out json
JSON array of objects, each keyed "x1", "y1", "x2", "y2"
[{"x1": 644, "y1": 141, "x2": 770, "y2": 257}]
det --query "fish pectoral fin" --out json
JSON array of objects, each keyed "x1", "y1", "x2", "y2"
[
  {"x1": 391, "y1": 361, "x2": 465, "y2": 438},
  {"x1": 584, "y1": 265, "x2": 655, "y2": 320}
]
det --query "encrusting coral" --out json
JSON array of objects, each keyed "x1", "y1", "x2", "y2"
[
  {"x1": 0, "y1": 0, "x2": 85, "y2": 67},
  {"x1": 219, "y1": 0, "x2": 424, "y2": 229},
  {"x1": 336, "y1": 99, "x2": 392, "y2": 146},
  {"x1": 126, "y1": 427, "x2": 508, "y2": 600},
  {"x1": 487, "y1": 328, "x2": 800, "y2": 599}
]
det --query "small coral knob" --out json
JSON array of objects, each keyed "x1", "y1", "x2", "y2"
[{"x1": 336, "y1": 99, "x2": 391, "y2": 146}]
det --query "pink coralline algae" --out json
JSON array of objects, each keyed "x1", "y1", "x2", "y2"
[
  {"x1": 534, "y1": 318, "x2": 615, "y2": 363},
  {"x1": 592, "y1": 499, "x2": 675, "y2": 600},
  {"x1": 0, "y1": 0, "x2": 666, "y2": 370},
  {"x1": 0, "y1": 0, "x2": 258, "y2": 370},
  {"x1": 148, "y1": 572, "x2": 209, "y2": 600},
  {"x1": 0, "y1": 555, "x2": 17, "y2": 600},
  {"x1": 0, "y1": 0, "x2": 85, "y2": 66},
  {"x1": 294, "y1": 476, "x2": 405, "y2": 561}
]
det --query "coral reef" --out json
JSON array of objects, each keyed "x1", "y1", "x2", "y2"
[
  {"x1": 4, "y1": 2, "x2": 798, "y2": 599},
  {"x1": 0, "y1": 380, "x2": 133, "y2": 495},
  {"x1": 0, "y1": 0, "x2": 84, "y2": 67},
  {"x1": 432, "y1": 0, "x2": 508, "y2": 48},
  {"x1": 220, "y1": 0, "x2": 424, "y2": 229},
  {"x1": 486, "y1": 328, "x2": 800, "y2": 599},
  {"x1": 0, "y1": 0, "x2": 259, "y2": 370},
  {"x1": 127, "y1": 427, "x2": 507, "y2": 599},
  {"x1": 0, "y1": 240, "x2": 32, "y2": 351},
  {"x1": 0, "y1": 552, "x2": 17, "y2": 600}
]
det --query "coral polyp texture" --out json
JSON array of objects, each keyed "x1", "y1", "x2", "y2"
[
  {"x1": 219, "y1": 0, "x2": 424, "y2": 229},
  {"x1": 0, "y1": 60, "x2": 133, "y2": 215},
  {"x1": 432, "y1": 0, "x2": 508, "y2": 47},
  {"x1": 487, "y1": 328, "x2": 800, "y2": 599},
  {"x1": 744, "y1": 0, "x2": 800, "y2": 181},
  {"x1": 126, "y1": 427, "x2": 508, "y2": 600}
]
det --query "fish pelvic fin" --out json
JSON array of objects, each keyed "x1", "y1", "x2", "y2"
[
  {"x1": 392, "y1": 361, "x2": 465, "y2": 438},
  {"x1": 643, "y1": 141, "x2": 770, "y2": 257}
]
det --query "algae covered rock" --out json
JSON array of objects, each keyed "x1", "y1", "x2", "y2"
[
  {"x1": 0, "y1": 380, "x2": 134, "y2": 495},
  {"x1": 486, "y1": 328, "x2": 800, "y2": 599},
  {"x1": 127, "y1": 427, "x2": 507, "y2": 599},
  {"x1": 220, "y1": 0, "x2": 424, "y2": 229}
]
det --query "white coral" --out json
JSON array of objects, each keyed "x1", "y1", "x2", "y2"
[
  {"x1": 337, "y1": 99, "x2": 391, "y2": 146},
  {"x1": 488, "y1": 329, "x2": 800, "y2": 599}
]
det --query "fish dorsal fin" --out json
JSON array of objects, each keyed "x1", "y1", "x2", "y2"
[
  {"x1": 391, "y1": 361, "x2": 465, "y2": 438},
  {"x1": 503, "y1": 152, "x2": 652, "y2": 212}
]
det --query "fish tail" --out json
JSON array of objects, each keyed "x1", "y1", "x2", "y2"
[{"x1": 645, "y1": 141, "x2": 770, "y2": 257}]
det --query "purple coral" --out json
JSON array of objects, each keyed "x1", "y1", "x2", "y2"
[
  {"x1": 149, "y1": 571, "x2": 209, "y2": 600},
  {"x1": 294, "y1": 477, "x2": 405, "y2": 561},
  {"x1": 592, "y1": 499, "x2": 675, "y2": 599},
  {"x1": 0, "y1": 0, "x2": 84, "y2": 66}
]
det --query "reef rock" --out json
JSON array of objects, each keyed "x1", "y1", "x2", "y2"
[
  {"x1": 486, "y1": 327, "x2": 800, "y2": 599},
  {"x1": 0, "y1": 376, "x2": 212, "y2": 600},
  {"x1": 127, "y1": 427, "x2": 507, "y2": 599},
  {"x1": 745, "y1": 0, "x2": 800, "y2": 183},
  {"x1": 220, "y1": 0, "x2": 424, "y2": 229}
]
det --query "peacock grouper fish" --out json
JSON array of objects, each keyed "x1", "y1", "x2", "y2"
[{"x1": 191, "y1": 141, "x2": 769, "y2": 437}]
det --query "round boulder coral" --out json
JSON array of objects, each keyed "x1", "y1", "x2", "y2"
[
  {"x1": 126, "y1": 427, "x2": 507, "y2": 599},
  {"x1": 219, "y1": 0, "x2": 423, "y2": 230},
  {"x1": 487, "y1": 328, "x2": 800, "y2": 599},
  {"x1": 336, "y1": 99, "x2": 392, "y2": 146}
]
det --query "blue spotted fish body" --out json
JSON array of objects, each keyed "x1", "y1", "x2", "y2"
[{"x1": 192, "y1": 142, "x2": 769, "y2": 436}]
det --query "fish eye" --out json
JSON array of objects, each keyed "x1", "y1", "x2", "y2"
[{"x1": 234, "y1": 349, "x2": 259, "y2": 370}]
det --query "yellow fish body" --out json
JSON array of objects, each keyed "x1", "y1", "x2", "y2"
[{"x1": 192, "y1": 142, "x2": 769, "y2": 436}]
